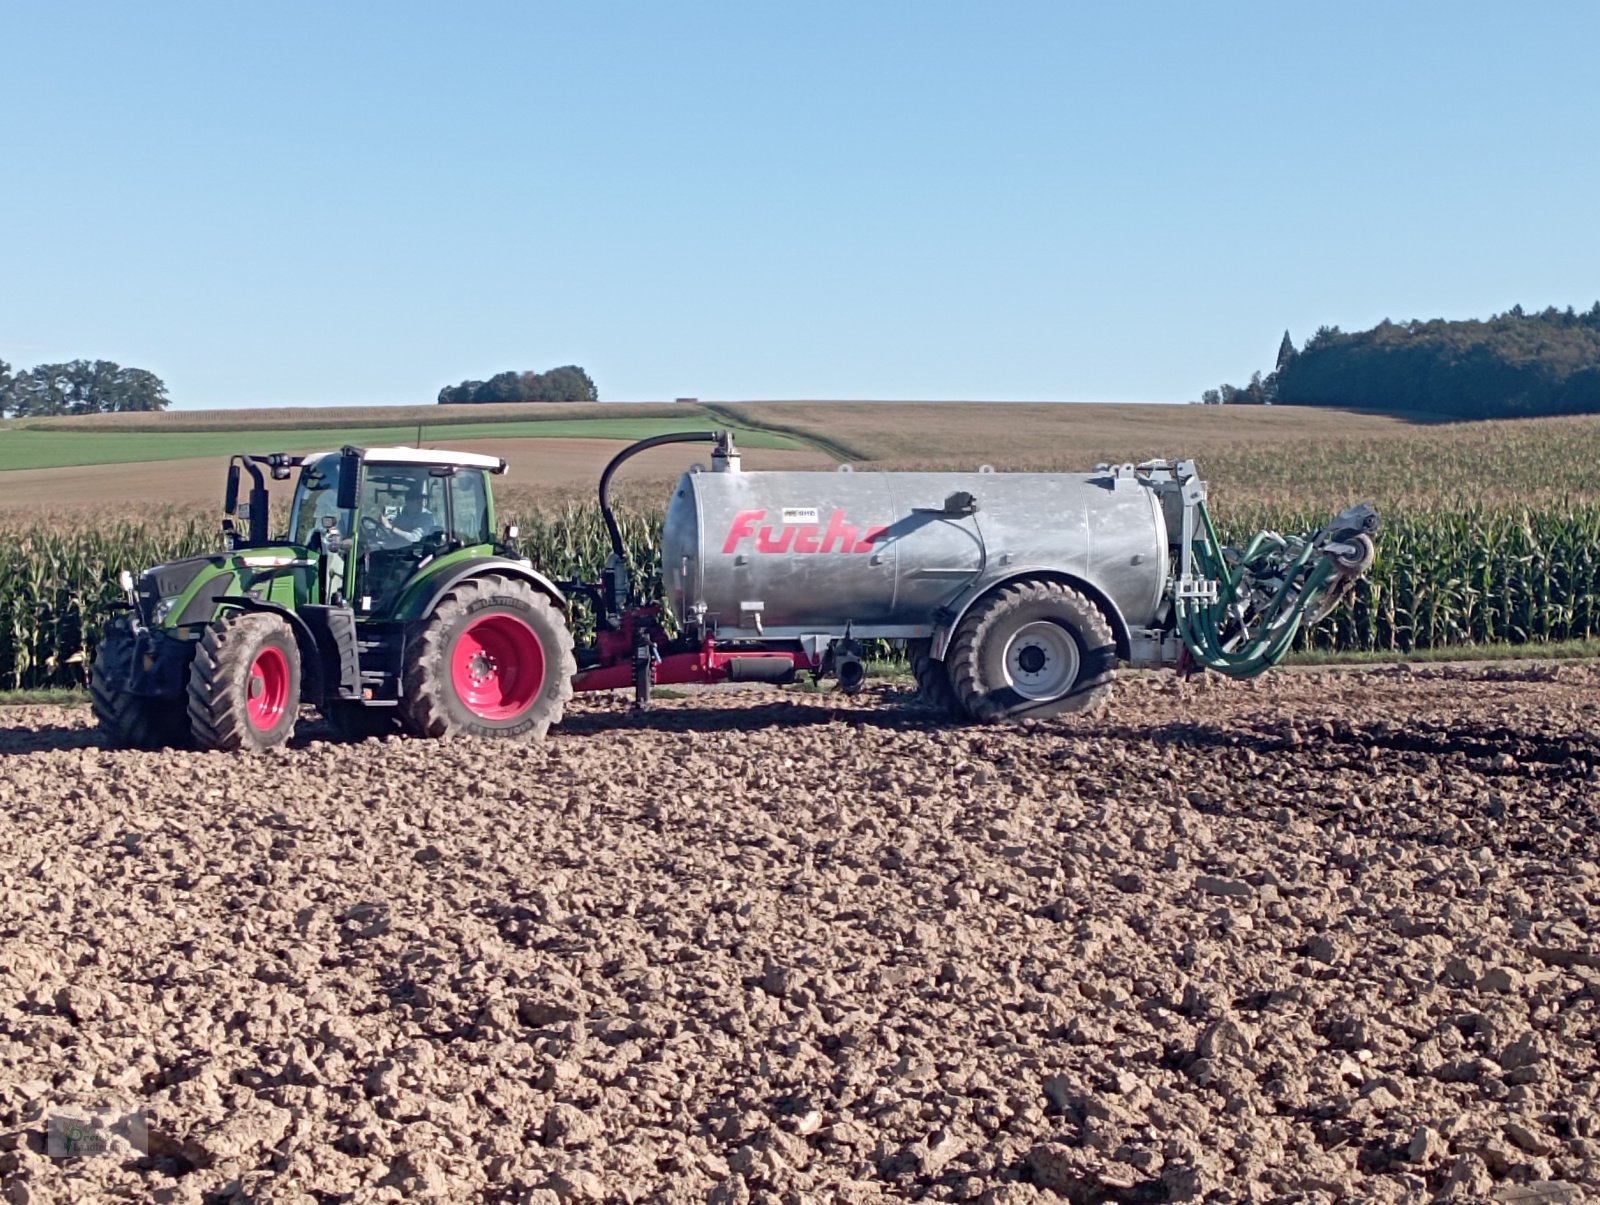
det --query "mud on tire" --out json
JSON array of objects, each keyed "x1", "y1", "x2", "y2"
[
  {"x1": 947, "y1": 579, "x2": 1116, "y2": 723},
  {"x1": 400, "y1": 574, "x2": 576, "y2": 741},
  {"x1": 187, "y1": 611, "x2": 303, "y2": 751}
]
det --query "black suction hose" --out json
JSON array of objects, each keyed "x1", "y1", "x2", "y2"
[{"x1": 597, "y1": 430, "x2": 724, "y2": 561}]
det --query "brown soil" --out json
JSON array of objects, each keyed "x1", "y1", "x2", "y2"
[
  {"x1": 0, "y1": 440, "x2": 830, "y2": 516},
  {"x1": 3, "y1": 666, "x2": 1599, "y2": 1202}
]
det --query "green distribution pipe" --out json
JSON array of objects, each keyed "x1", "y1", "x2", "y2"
[{"x1": 1175, "y1": 501, "x2": 1346, "y2": 678}]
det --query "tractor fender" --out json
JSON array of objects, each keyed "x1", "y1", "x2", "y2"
[
  {"x1": 403, "y1": 558, "x2": 567, "y2": 623},
  {"x1": 215, "y1": 595, "x2": 327, "y2": 703},
  {"x1": 928, "y1": 569, "x2": 1133, "y2": 663}
]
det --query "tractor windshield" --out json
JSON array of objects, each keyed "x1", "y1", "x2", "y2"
[
  {"x1": 289, "y1": 455, "x2": 349, "y2": 546},
  {"x1": 360, "y1": 467, "x2": 446, "y2": 551}
]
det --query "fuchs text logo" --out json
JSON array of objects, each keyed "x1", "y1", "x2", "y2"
[{"x1": 723, "y1": 509, "x2": 888, "y2": 554}]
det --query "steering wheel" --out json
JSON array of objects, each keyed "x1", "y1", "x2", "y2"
[{"x1": 359, "y1": 516, "x2": 381, "y2": 539}]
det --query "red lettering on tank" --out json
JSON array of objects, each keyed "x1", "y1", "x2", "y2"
[
  {"x1": 853, "y1": 525, "x2": 889, "y2": 552},
  {"x1": 817, "y1": 510, "x2": 857, "y2": 553},
  {"x1": 723, "y1": 510, "x2": 765, "y2": 553},
  {"x1": 756, "y1": 525, "x2": 794, "y2": 553},
  {"x1": 722, "y1": 508, "x2": 884, "y2": 555}
]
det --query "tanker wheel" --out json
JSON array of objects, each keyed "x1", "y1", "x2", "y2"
[
  {"x1": 187, "y1": 612, "x2": 303, "y2": 751},
  {"x1": 400, "y1": 574, "x2": 576, "y2": 741},
  {"x1": 906, "y1": 638, "x2": 959, "y2": 716},
  {"x1": 90, "y1": 645, "x2": 190, "y2": 750},
  {"x1": 946, "y1": 580, "x2": 1116, "y2": 722},
  {"x1": 323, "y1": 701, "x2": 401, "y2": 743}
]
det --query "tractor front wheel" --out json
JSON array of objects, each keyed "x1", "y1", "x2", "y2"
[
  {"x1": 187, "y1": 612, "x2": 303, "y2": 751},
  {"x1": 400, "y1": 574, "x2": 575, "y2": 741},
  {"x1": 90, "y1": 643, "x2": 190, "y2": 750}
]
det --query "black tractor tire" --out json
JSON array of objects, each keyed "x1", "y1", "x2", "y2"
[
  {"x1": 906, "y1": 638, "x2": 959, "y2": 716},
  {"x1": 323, "y1": 701, "x2": 401, "y2": 743},
  {"x1": 400, "y1": 574, "x2": 576, "y2": 741},
  {"x1": 946, "y1": 580, "x2": 1116, "y2": 723},
  {"x1": 90, "y1": 646, "x2": 189, "y2": 750},
  {"x1": 187, "y1": 612, "x2": 303, "y2": 751}
]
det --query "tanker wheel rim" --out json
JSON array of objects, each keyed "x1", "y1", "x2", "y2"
[
  {"x1": 1002, "y1": 620, "x2": 1080, "y2": 701},
  {"x1": 450, "y1": 613, "x2": 546, "y2": 721},
  {"x1": 247, "y1": 645, "x2": 292, "y2": 730}
]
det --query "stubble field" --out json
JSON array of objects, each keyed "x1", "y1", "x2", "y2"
[{"x1": 2, "y1": 667, "x2": 1599, "y2": 1203}]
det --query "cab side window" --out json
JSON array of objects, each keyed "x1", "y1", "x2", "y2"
[{"x1": 450, "y1": 471, "x2": 491, "y2": 545}]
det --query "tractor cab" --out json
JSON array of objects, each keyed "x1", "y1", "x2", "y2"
[{"x1": 286, "y1": 446, "x2": 505, "y2": 615}]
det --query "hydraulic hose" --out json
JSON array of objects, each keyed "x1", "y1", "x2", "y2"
[{"x1": 597, "y1": 430, "x2": 724, "y2": 562}]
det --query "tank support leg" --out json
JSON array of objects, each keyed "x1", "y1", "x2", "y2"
[{"x1": 633, "y1": 625, "x2": 654, "y2": 710}]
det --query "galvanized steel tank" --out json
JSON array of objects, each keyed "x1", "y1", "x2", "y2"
[{"x1": 660, "y1": 462, "x2": 1171, "y2": 640}]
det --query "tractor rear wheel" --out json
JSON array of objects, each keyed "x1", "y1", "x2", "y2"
[
  {"x1": 946, "y1": 580, "x2": 1116, "y2": 722},
  {"x1": 906, "y1": 638, "x2": 959, "y2": 716},
  {"x1": 400, "y1": 574, "x2": 576, "y2": 741},
  {"x1": 187, "y1": 612, "x2": 303, "y2": 751},
  {"x1": 90, "y1": 645, "x2": 189, "y2": 750}
]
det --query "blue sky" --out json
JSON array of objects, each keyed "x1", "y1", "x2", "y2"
[{"x1": 3, "y1": 2, "x2": 1597, "y2": 408}]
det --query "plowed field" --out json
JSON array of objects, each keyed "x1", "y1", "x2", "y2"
[{"x1": 2, "y1": 666, "x2": 1598, "y2": 1203}]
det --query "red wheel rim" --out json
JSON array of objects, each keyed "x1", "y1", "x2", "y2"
[
  {"x1": 247, "y1": 645, "x2": 291, "y2": 730},
  {"x1": 451, "y1": 614, "x2": 546, "y2": 721}
]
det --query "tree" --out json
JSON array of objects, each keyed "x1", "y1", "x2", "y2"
[
  {"x1": 1, "y1": 359, "x2": 170, "y2": 418},
  {"x1": 527, "y1": 365, "x2": 598, "y2": 402},
  {"x1": 1199, "y1": 388, "x2": 1222, "y2": 406},
  {"x1": 438, "y1": 364, "x2": 599, "y2": 404},
  {"x1": 1276, "y1": 331, "x2": 1297, "y2": 371}
]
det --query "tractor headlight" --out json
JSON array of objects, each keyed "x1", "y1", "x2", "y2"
[{"x1": 151, "y1": 596, "x2": 182, "y2": 625}]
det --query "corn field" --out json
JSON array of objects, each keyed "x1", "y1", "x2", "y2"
[{"x1": 2, "y1": 503, "x2": 1599, "y2": 691}]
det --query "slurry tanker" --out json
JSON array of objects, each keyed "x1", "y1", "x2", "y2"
[{"x1": 92, "y1": 431, "x2": 1378, "y2": 749}]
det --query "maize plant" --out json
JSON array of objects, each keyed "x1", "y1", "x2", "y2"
[{"x1": 4, "y1": 501, "x2": 1600, "y2": 690}]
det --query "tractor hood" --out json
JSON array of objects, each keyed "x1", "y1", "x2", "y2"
[{"x1": 135, "y1": 555, "x2": 224, "y2": 624}]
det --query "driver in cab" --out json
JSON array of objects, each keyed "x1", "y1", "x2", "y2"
[{"x1": 379, "y1": 487, "x2": 439, "y2": 547}]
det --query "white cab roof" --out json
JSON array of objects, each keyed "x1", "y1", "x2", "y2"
[{"x1": 354, "y1": 446, "x2": 507, "y2": 473}]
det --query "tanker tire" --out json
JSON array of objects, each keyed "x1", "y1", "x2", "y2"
[
  {"x1": 90, "y1": 648, "x2": 190, "y2": 750},
  {"x1": 947, "y1": 580, "x2": 1116, "y2": 723},
  {"x1": 906, "y1": 639, "x2": 959, "y2": 716},
  {"x1": 323, "y1": 701, "x2": 401, "y2": 743},
  {"x1": 400, "y1": 574, "x2": 576, "y2": 742},
  {"x1": 187, "y1": 611, "x2": 303, "y2": 751}
]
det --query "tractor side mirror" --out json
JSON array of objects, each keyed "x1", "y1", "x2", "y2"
[
  {"x1": 225, "y1": 462, "x2": 240, "y2": 514},
  {"x1": 336, "y1": 449, "x2": 361, "y2": 511}
]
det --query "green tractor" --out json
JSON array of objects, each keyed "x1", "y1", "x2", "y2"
[{"x1": 91, "y1": 446, "x2": 576, "y2": 751}]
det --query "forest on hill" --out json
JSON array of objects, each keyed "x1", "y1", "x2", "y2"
[
  {"x1": 438, "y1": 365, "x2": 598, "y2": 404},
  {"x1": 1202, "y1": 304, "x2": 1600, "y2": 419}
]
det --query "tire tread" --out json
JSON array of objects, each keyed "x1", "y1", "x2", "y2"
[{"x1": 947, "y1": 580, "x2": 1116, "y2": 723}]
